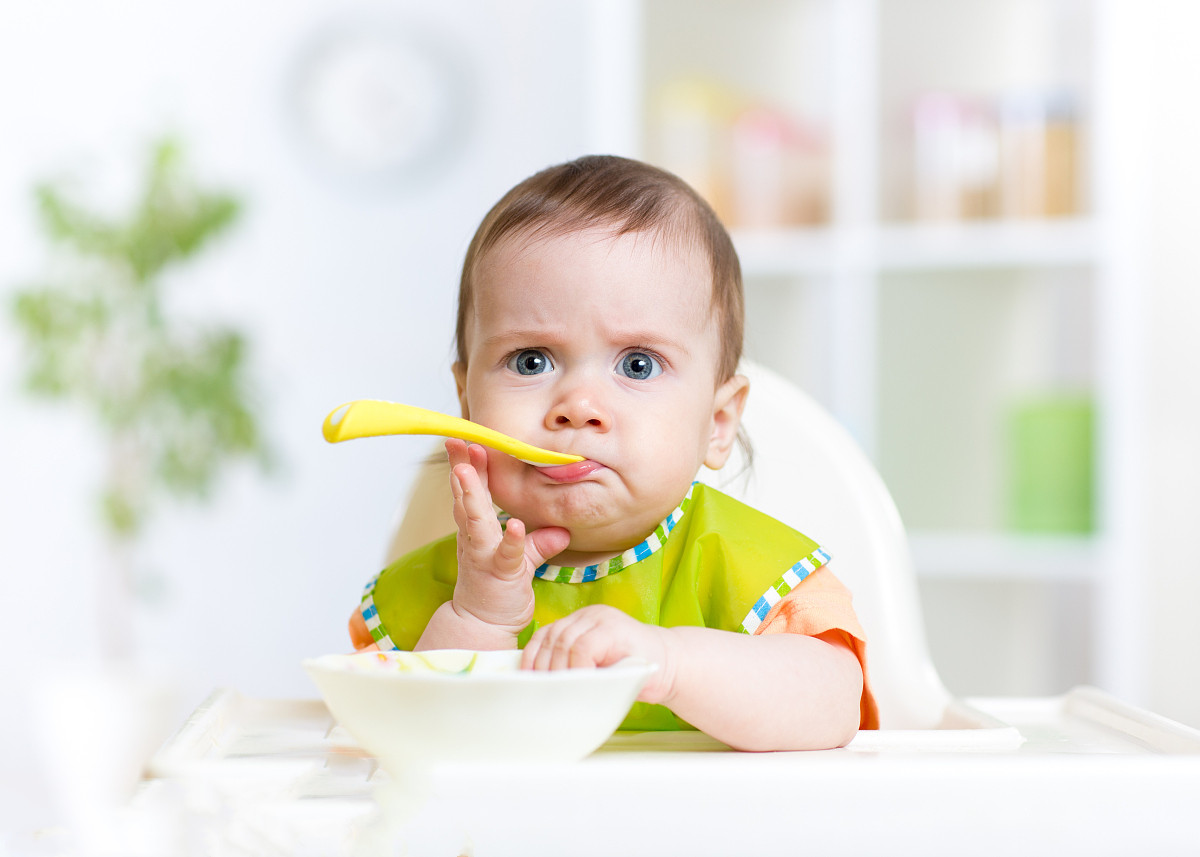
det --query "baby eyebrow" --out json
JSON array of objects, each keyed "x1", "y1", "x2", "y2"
[
  {"x1": 614, "y1": 332, "x2": 690, "y2": 355},
  {"x1": 480, "y1": 330, "x2": 567, "y2": 349},
  {"x1": 480, "y1": 330, "x2": 688, "y2": 355}
]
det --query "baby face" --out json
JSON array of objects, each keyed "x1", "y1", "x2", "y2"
[{"x1": 454, "y1": 226, "x2": 746, "y2": 565}]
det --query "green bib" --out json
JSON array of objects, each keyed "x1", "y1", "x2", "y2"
[{"x1": 359, "y1": 482, "x2": 829, "y2": 731}]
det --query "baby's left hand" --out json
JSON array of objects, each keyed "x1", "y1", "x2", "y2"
[{"x1": 521, "y1": 605, "x2": 675, "y2": 705}]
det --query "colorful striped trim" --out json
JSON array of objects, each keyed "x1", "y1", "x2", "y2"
[
  {"x1": 532, "y1": 483, "x2": 696, "y2": 584},
  {"x1": 359, "y1": 573, "x2": 399, "y2": 651},
  {"x1": 738, "y1": 546, "x2": 832, "y2": 635}
]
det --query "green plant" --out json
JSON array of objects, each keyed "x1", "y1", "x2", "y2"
[{"x1": 10, "y1": 139, "x2": 270, "y2": 642}]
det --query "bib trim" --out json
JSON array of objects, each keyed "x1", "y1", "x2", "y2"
[{"x1": 532, "y1": 483, "x2": 696, "y2": 584}]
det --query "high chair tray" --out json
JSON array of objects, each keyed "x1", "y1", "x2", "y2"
[{"x1": 145, "y1": 686, "x2": 1200, "y2": 856}]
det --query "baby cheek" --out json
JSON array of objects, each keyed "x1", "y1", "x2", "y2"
[
  {"x1": 481, "y1": 451, "x2": 527, "y2": 507},
  {"x1": 483, "y1": 448, "x2": 520, "y2": 483},
  {"x1": 634, "y1": 430, "x2": 700, "y2": 480}
]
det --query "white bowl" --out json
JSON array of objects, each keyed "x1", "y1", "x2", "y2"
[{"x1": 303, "y1": 649, "x2": 655, "y2": 773}]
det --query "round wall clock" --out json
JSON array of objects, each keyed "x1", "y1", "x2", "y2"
[{"x1": 289, "y1": 21, "x2": 473, "y2": 183}]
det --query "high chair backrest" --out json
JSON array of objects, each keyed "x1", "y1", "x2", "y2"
[
  {"x1": 698, "y1": 361, "x2": 950, "y2": 728},
  {"x1": 383, "y1": 360, "x2": 951, "y2": 729}
]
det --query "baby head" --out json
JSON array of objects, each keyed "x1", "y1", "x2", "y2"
[
  {"x1": 452, "y1": 155, "x2": 749, "y2": 561},
  {"x1": 458, "y1": 155, "x2": 744, "y2": 383}
]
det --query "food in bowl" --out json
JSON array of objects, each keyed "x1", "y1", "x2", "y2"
[{"x1": 303, "y1": 649, "x2": 655, "y2": 773}]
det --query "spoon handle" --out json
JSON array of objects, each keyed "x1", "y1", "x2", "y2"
[{"x1": 323, "y1": 400, "x2": 584, "y2": 466}]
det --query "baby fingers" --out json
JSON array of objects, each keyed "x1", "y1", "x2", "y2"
[
  {"x1": 523, "y1": 608, "x2": 611, "y2": 672},
  {"x1": 494, "y1": 517, "x2": 528, "y2": 576},
  {"x1": 451, "y1": 463, "x2": 499, "y2": 542}
]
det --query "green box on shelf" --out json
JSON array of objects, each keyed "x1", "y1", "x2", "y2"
[{"x1": 1007, "y1": 395, "x2": 1095, "y2": 533}]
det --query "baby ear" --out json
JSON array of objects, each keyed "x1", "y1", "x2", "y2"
[
  {"x1": 452, "y1": 362, "x2": 470, "y2": 420},
  {"x1": 704, "y1": 374, "x2": 750, "y2": 470}
]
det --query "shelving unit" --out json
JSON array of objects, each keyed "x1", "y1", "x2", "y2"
[{"x1": 588, "y1": 0, "x2": 1139, "y2": 699}]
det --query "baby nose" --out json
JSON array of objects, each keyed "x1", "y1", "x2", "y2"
[{"x1": 547, "y1": 386, "x2": 609, "y2": 430}]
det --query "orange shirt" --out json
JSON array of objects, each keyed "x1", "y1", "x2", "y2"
[{"x1": 755, "y1": 567, "x2": 879, "y2": 730}]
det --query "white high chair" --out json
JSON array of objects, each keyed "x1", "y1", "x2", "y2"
[{"x1": 146, "y1": 362, "x2": 1200, "y2": 856}]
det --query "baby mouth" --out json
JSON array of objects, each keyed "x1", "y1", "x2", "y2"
[{"x1": 537, "y1": 459, "x2": 606, "y2": 483}]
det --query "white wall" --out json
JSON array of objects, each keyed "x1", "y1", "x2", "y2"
[
  {"x1": 0, "y1": 0, "x2": 594, "y2": 834},
  {"x1": 1113, "y1": 2, "x2": 1200, "y2": 732}
]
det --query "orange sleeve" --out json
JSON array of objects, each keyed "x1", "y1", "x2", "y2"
[
  {"x1": 348, "y1": 605, "x2": 378, "y2": 651},
  {"x1": 753, "y1": 566, "x2": 879, "y2": 730}
]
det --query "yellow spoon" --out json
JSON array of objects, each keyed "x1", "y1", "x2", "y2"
[{"x1": 322, "y1": 400, "x2": 584, "y2": 467}]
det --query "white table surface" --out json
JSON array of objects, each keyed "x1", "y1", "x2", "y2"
[{"x1": 137, "y1": 686, "x2": 1200, "y2": 857}]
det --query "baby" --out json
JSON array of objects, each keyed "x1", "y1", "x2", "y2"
[{"x1": 349, "y1": 155, "x2": 877, "y2": 750}]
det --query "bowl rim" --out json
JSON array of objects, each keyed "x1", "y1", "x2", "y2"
[{"x1": 302, "y1": 649, "x2": 657, "y2": 685}]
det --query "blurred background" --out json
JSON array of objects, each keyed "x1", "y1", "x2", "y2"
[{"x1": 3, "y1": 0, "x2": 1199, "y2": 842}]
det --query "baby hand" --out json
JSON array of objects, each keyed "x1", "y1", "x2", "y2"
[
  {"x1": 446, "y1": 439, "x2": 570, "y2": 635},
  {"x1": 521, "y1": 605, "x2": 676, "y2": 705}
]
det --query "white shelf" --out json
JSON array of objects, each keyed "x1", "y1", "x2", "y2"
[
  {"x1": 909, "y1": 530, "x2": 1100, "y2": 582},
  {"x1": 876, "y1": 219, "x2": 1099, "y2": 271},
  {"x1": 732, "y1": 227, "x2": 837, "y2": 277},
  {"x1": 734, "y1": 218, "x2": 1099, "y2": 278}
]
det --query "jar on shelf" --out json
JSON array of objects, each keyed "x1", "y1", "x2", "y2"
[
  {"x1": 998, "y1": 92, "x2": 1081, "y2": 219},
  {"x1": 729, "y1": 106, "x2": 829, "y2": 229},
  {"x1": 1006, "y1": 393, "x2": 1095, "y2": 533},
  {"x1": 650, "y1": 78, "x2": 738, "y2": 224},
  {"x1": 910, "y1": 89, "x2": 1082, "y2": 222},
  {"x1": 911, "y1": 92, "x2": 1001, "y2": 222}
]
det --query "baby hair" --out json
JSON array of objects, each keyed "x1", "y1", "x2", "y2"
[{"x1": 455, "y1": 155, "x2": 744, "y2": 384}]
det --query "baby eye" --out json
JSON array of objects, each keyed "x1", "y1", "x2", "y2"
[
  {"x1": 617, "y1": 351, "x2": 662, "y2": 381},
  {"x1": 507, "y1": 349, "x2": 553, "y2": 376}
]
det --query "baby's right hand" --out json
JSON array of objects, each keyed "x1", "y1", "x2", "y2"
[{"x1": 446, "y1": 439, "x2": 570, "y2": 635}]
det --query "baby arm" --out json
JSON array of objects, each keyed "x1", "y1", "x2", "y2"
[
  {"x1": 522, "y1": 605, "x2": 862, "y2": 751},
  {"x1": 415, "y1": 440, "x2": 570, "y2": 651}
]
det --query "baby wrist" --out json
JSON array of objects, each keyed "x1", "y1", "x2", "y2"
[
  {"x1": 416, "y1": 600, "x2": 519, "y2": 651},
  {"x1": 449, "y1": 599, "x2": 528, "y2": 644}
]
